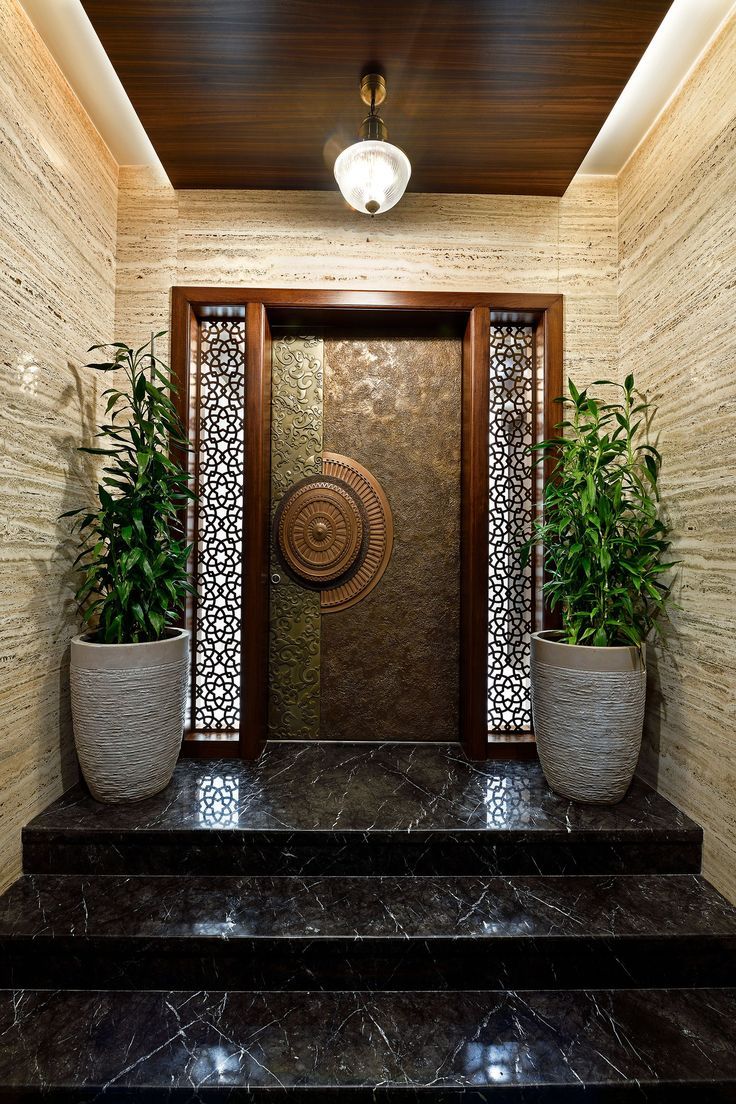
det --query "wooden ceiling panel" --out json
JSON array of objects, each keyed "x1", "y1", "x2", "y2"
[{"x1": 81, "y1": 0, "x2": 672, "y2": 195}]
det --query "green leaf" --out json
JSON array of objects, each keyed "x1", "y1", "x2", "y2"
[
  {"x1": 123, "y1": 547, "x2": 144, "y2": 571},
  {"x1": 643, "y1": 454, "x2": 658, "y2": 485},
  {"x1": 148, "y1": 610, "x2": 165, "y2": 637}
]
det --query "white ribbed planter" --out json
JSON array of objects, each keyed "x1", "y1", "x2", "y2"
[
  {"x1": 70, "y1": 629, "x2": 189, "y2": 804},
  {"x1": 531, "y1": 630, "x2": 646, "y2": 805}
]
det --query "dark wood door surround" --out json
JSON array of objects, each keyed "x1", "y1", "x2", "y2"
[{"x1": 171, "y1": 288, "x2": 563, "y2": 761}]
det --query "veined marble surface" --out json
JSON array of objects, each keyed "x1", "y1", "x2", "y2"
[
  {"x1": 0, "y1": 0, "x2": 118, "y2": 891},
  {"x1": 1, "y1": 871, "x2": 732, "y2": 941},
  {"x1": 0, "y1": 742, "x2": 731, "y2": 1093},
  {"x1": 21, "y1": 746, "x2": 701, "y2": 879},
  {"x1": 3, "y1": 869, "x2": 735, "y2": 991},
  {"x1": 25, "y1": 743, "x2": 698, "y2": 837},
  {"x1": 0, "y1": 986, "x2": 734, "y2": 1097},
  {"x1": 618, "y1": 14, "x2": 736, "y2": 901}
]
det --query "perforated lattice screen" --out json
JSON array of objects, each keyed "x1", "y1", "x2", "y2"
[
  {"x1": 487, "y1": 325, "x2": 535, "y2": 733},
  {"x1": 193, "y1": 320, "x2": 245, "y2": 731}
]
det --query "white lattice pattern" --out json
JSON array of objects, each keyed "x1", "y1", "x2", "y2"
[
  {"x1": 194, "y1": 321, "x2": 246, "y2": 730},
  {"x1": 487, "y1": 325, "x2": 534, "y2": 733}
]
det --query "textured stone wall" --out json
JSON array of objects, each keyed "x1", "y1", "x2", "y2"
[
  {"x1": 619, "y1": 17, "x2": 736, "y2": 901},
  {"x1": 115, "y1": 170, "x2": 618, "y2": 391},
  {"x1": 0, "y1": 0, "x2": 118, "y2": 890}
]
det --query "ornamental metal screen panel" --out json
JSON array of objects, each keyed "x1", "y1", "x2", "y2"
[
  {"x1": 487, "y1": 325, "x2": 536, "y2": 734},
  {"x1": 191, "y1": 320, "x2": 246, "y2": 732}
]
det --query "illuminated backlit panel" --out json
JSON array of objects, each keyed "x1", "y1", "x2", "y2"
[
  {"x1": 192, "y1": 320, "x2": 245, "y2": 731},
  {"x1": 488, "y1": 325, "x2": 536, "y2": 734}
]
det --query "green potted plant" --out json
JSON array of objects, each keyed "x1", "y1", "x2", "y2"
[
  {"x1": 523, "y1": 374, "x2": 676, "y2": 804},
  {"x1": 62, "y1": 333, "x2": 194, "y2": 803}
]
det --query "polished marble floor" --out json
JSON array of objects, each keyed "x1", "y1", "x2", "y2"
[
  {"x1": 27, "y1": 741, "x2": 699, "y2": 836},
  {"x1": 1, "y1": 869, "x2": 734, "y2": 993},
  {"x1": 0, "y1": 986, "x2": 735, "y2": 1099},
  {"x1": 22, "y1": 743, "x2": 702, "y2": 878},
  {"x1": 1, "y1": 741, "x2": 733, "y2": 1099},
  {"x1": 3, "y1": 870, "x2": 733, "y2": 941}
]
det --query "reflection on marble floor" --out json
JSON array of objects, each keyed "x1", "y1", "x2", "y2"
[
  {"x1": 0, "y1": 987, "x2": 735, "y2": 1096},
  {"x1": 483, "y1": 773, "x2": 533, "y2": 826},
  {"x1": 28, "y1": 742, "x2": 699, "y2": 836},
  {"x1": 196, "y1": 773, "x2": 240, "y2": 827}
]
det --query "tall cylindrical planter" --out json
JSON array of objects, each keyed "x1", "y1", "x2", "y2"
[
  {"x1": 531, "y1": 630, "x2": 646, "y2": 805},
  {"x1": 70, "y1": 629, "x2": 190, "y2": 804}
]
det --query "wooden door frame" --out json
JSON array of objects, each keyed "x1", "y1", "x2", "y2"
[{"x1": 170, "y1": 287, "x2": 563, "y2": 761}]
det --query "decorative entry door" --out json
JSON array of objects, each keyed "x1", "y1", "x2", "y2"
[
  {"x1": 267, "y1": 332, "x2": 459, "y2": 746},
  {"x1": 171, "y1": 290, "x2": 562, "y2": 760}
]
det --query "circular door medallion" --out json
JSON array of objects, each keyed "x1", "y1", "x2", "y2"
[
  {"x1": 274, "y1": 453, "x2": 393, "y2": 613},
  {"x1": 275, "y1": 477, "x2": 365, "y2": 585}
]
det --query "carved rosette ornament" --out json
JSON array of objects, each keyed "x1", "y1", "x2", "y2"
[
  {"x1": 274, "y1": 452, "x2": 393, "y2": 613},
  {"x1": 276, "y1": 478, "x2": 365, "y2": 585}
]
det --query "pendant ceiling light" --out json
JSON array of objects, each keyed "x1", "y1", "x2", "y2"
[{"x1": 334, "y1": 73, "x2": 411, "y2": 216}]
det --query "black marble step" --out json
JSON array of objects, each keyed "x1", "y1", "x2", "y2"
[
  {"x1": 1, "y1": 872, "x2": 734, "y2": 991},
  {"x1": 0, "y1": 986, "x2": 734, "y2": 1100},
  {"x1": 22, "y1": 744, "x2": 702, "y2": 877}
]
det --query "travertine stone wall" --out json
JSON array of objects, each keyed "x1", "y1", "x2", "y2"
[
  {"x1": 115, "y1": 164, "x2": 177, "y2": 361},
  {"x1": 115, "y1": 171, "x2": 619, "y2": 390},
  {"x1": 560, "y1": 175, "x2": 618, "y2": 385},
  {"x1": 0, "y1": 0, "x2": 118, "y2": 890},
  {"x1": 619, "y1": 17, "x2": 736, "y2": 901}
]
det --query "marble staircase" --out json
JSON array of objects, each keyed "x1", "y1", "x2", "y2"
[{"x1": 0, "y1": 743, "x2": 734, "y2": 1100}]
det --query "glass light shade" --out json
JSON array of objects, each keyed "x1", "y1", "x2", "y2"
[{"x1": 334, "y1": 139, "x2": 411, "y2": 215}]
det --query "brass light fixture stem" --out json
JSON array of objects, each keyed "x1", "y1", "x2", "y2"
[
  {"x1": 360, "y1": 72, "x2": 386, "y2": 108},
  {"x1": 359, "y1": 72, "x2": 388, "y2": 141}
]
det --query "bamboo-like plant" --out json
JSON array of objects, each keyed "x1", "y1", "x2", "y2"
[
  {"x1": 63, "y1": 333, "x2": 194, "y2": 643},
  {"x1": 523, "y1": 374, "x2": 676, "y2": 647}
]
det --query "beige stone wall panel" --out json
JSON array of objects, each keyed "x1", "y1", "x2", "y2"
[
  {"x1": 0, "y1": 0, "x2": 118, "y2": 889},
  {"x1": 618, "y1": 16, "x2": 736, "y2": 900}
]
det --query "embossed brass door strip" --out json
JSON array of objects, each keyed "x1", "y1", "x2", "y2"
[{"x1": 268, "y1": 336, "x2": 323, "y2": 743}]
